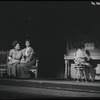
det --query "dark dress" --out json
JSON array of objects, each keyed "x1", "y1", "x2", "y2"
[
  {"x1": 85, "y1": 58, "x2": 97, "y2": 81},
  {"x1": 17, "y1": 47, "x2": 36, "y2": 78},
  {"x1": 17, "y1": 60, "x2": 36, "y2": 78}
]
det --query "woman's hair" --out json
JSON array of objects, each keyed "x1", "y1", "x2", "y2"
[
  {"x1": 12, "y1": 41, "x2": 19, "y2": 48},
  {"x1": 25, "y1": 39, "x2": 30, "y2": 43},
  {"x1": 85, "y1": 50, "x2": 91, "y2": 56}
]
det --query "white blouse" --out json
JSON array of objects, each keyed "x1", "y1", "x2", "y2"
[
  {"x1": 75, "y1": 49, "x2": 85, "y2": 58},
  {"x1": 25, "y1": 47, "x2": 30, "y2": 56}
]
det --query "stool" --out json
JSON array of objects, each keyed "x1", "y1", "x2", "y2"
[
  {"x1": 0, "y1": 69, "x2": 7, "y2": 77},
  {"x1": 74, "y1": 65, "x2": 87, "y2": 82}
]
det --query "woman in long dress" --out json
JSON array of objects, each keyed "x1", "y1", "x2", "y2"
[
  {"x1": 82, "y1": 50, "x2": 97, "y2": 81},
  {"x1": 17, "y1": 40, "x2": 36, "y2": 78},
  {"x1": 7, "y1": 41, "x2": 22, "y2": 78}
]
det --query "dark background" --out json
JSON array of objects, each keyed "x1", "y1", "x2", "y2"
[{"x1": 0, "y1": 1, "x2": 100, "y2": 79}]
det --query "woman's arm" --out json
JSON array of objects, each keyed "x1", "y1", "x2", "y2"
[
  {"x1": 8, "y1": 50, "x2": 20, "y2": 64},
  {"x1": 27, "y1": 48, "x2": 33, "y2": 61},
  {"x1": 8, "y1": 50, "x2": 13, "y2": 61},
  {"x1": 81, "y1": 62, "x2": 92, "y2": 67},
  {"x1": 22, "y1": 47, "x2": 34, "y2": 62}
]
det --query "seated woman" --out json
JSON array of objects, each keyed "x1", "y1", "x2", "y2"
[
  {"x1": 74, "y1": 43, "x2": 86, "y2": 65},
  {"x1": 82, "y1": 50, "x2": 97, "y2": 81},
  {"x1": 74, "y1": 43, "x2": 88, "y2": 81},
  {"x1": 7, "y1": 41, "x2": 22, "y2": 78},
  {"x1": 17, "y1": 39, "x2": 36, "y2": 78}
]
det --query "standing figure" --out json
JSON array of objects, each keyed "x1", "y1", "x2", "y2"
[
  {"x1": 17, "y1": 39, "x2": 36, "y2": 78},
  {"x1": 7, "y1": 41, "x2": 22, "y2": 78}
]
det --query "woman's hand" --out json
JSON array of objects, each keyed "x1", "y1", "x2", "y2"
[
  {"x1": 81, "y1": 62, "x2": 92, "y2": 67},
  {"x1": 8, "y1": 56, "x2": 12, "y2": 61}
]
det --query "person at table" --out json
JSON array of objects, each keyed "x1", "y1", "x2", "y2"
[
  {"x1": 81, "y1": 50, "x2": 97, "y2": 81},
  {"x1": 17, "y1": 39, "x2": 36, "y2": 78},
  {"x1": 7, "y1": 41, "x2": 22, "y2": 78}
]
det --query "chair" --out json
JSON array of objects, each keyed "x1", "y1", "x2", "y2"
[
  {"x1": 0, "y1": 51, "x2": 8, "y2": 77},
  {"x1": 29, "y1": 59, "x2": 39, "y2": 78},
  {"x1": 74, "y1": 64, "x2": 87, "y2": 82}
]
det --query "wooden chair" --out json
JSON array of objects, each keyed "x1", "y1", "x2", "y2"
[
  {"x1": 74, "y1": 64, "x2": 87, "y2": 82},
  {"x1": 0, "y1": 51, "x2": 9, "y2": 77}
]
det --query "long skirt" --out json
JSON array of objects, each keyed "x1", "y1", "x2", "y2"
[
  {"x1": 17, "y1": 60, "x2": 35, "y2": 78},
  {"x1": 7, "y1": 63, "x2": 18, "y2": 77},
  {"x1": 85, "y1": 67, "x2": 96, "y2": 81}
]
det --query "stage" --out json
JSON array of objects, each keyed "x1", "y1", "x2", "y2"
[{"x1": 0, "y1": 78, "x2": 100, "y2": 98}]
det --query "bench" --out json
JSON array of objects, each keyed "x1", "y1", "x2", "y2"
[
  {"x1": 0, "y1": 51, "x2": 8, "y2": 77},
  {"x1": 0, "y1": 51, "x2": 39, "y2": 78}
]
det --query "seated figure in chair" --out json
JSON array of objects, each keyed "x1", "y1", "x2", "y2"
[
  {"x1": 81, "y1": 50, "x2": 97, "y2": 81},
  {"x1": 7, "y1": 41, "x2": 22, "y2": 78},
  {"x1": 74, "y1": 43, "x2": 87, "y2": 82},
  {"x1": 74, "y1": 43, "x2": 86, "y2": 66},
  {"x1": 17, "y1": 39, "x2": 36, "y2": 78}
]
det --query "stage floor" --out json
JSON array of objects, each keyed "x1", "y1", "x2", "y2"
[
  {"x1": 0, "y1": 78, "x2": 100, "y2": 86},
  {"x1": 0, "y1": 78, "x2": 100, "y2": 93},
  {"x1": 0, "y1": 78, "x2": 100, "y2": 98}
]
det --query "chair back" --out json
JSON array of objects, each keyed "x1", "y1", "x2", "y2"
[{"x1": 0, "y1": 51, "x2": 9, "y2": 69}]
